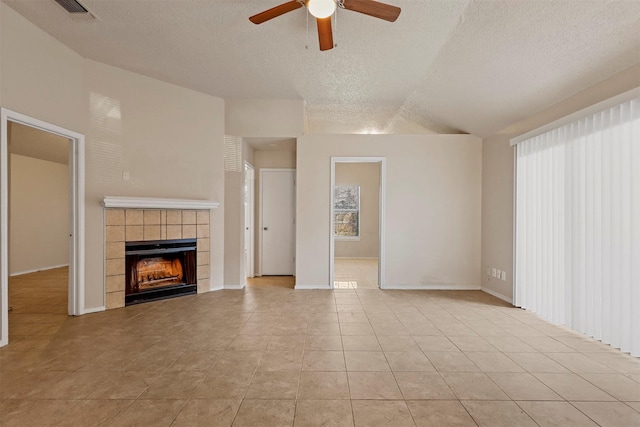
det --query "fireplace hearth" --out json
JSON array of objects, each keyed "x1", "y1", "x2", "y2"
[
  {"x1": 103, "y1": 204, "x2": 216, "y2": 310},
  {"x1": 125, "y1": 238, "x2": 197, "y2": 305}
]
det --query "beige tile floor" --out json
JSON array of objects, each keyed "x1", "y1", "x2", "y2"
[
  {"x1": 2, "y1": 267, "x2": 640, "y2": 426},
  {"x1": 334, "y1": 258, "x2": 378, "y2": 289},
  {"x1": 246, "y1": 276, "x2": 295, "y2": 289}
]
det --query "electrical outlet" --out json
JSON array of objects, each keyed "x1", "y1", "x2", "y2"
[
  {"x1": 501, "y1": 271, "x2": 506, "y2": 280},
  {"x1": 122, "y1": 171, "x2": 130, "y2": 181},
  {"x1": 492, "y1": 268, "x2": 497, "y2": 277}
]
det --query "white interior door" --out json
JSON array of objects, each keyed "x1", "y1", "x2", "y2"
[
  {"x1": 244, "y1": 163, "x2": 254, "y2": 279},
  {"x1": 261, "y1": 169, "x2": 295, "y2": 275}
]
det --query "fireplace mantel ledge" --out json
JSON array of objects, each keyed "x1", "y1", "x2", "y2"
[{"x1": 102, "y1": 196, "x2": 220, "y2": 210}]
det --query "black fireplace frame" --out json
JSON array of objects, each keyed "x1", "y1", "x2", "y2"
[{"x1": 124, "y1": 238, "x2": 197, "y2": 305}]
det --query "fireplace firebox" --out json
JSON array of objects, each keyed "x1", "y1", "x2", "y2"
[{"x1": 125, "y1": 239, "x2": 197, "y2": 305}]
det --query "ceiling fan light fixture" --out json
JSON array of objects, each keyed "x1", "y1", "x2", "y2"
[{"x1": 307, "y1": 0, "x2": 336, "y2": 19}]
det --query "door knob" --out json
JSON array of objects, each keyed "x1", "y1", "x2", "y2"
[{"x1": 263, "y1": 227, "x2": 268, "y2": 231}]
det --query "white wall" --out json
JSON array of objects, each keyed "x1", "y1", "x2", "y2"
[
  {"x1": 480, "y1": 134, "x2": 514, "y2": 300},
  {"x1": 334, "y1": 162, "x2": 379, "y2": 258},
  {"x1": 9, "y1": 154, "x2": 68, "y2": 274},
  {"x1": 225, "y1": 99, "x2": 304, "y2": 137},
  {"x1": 254, "y1": 150, "x2": 296, "y2": 169},
  {"x1": 223, "y1": 169, "x2": 244, "y2": 288},
  {"x1": 0, "y1": 4, "x2": 85, "y2": 132},
  {"x1": 243, "y1": 139, "x2": 255, "y2": 166},
  {"x1": 296, "y1": 134, "x2": 482, "y2": 289},
  {"x1": 1, "y1": 4, "x2": 226, "y2": 312},
  {"x1": 481, "y1": 64, "x2": 640, "y2": 302}
]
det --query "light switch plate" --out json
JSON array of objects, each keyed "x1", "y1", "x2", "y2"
[
  {"x1": 492, "y1": 268, "x2": 497, "y2": 277},
  {"x1": 501, "y1": 271, "x2": 506, "y2": 280}
]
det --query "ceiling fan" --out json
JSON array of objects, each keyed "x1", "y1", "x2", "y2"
[{"x1": 249, "y1": 0, "x2": 401, "y2": 51}]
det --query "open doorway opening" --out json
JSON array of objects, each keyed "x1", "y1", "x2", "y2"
[
  {"x1": 8, "y1": 122, "x2": 70, "y2": 333},
  {"x1": 242, "y1": 138, "x2": 297, "y2": 290},
  {"x1": 330, "y1": 157, "x2": 386, "y2": 289},
  {"x1": 244, "y1": 162, "x2": 255, "y2": 283},
  {"x1": 1, "y1": 109, "x2": 85, "y2": 347}
]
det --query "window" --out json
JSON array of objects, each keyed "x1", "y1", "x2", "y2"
[{"x1": 334, "y1": 185, "x2": 360, "y2": 238}]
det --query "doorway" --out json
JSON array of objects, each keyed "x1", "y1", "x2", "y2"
[
  {"x1": 244, "y1": 162, "x2": 255, "y2": 283},
  {"x1": 259, "y1": 168, "x2": 295, "y2": 276},
  {"x1": 0, "y1": 109, "x2": 85, "y2": 347},
  {"x1": 330, "y1": 157, "x2": 386, "y2": 289}
]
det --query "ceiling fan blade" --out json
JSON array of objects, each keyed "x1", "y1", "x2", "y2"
[
  {"x1": 317, "y1": 17, "x2": 334, "y2": 51},
  {"x1": 341, "y1": 0, "x2": 401, "y2": 22},
  {"x1": 249, "y1": 1, "x2": 303, "y2": 24}
]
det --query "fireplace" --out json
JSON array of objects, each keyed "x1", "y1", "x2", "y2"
[{"x1": 125, "y1": 238, "x2": 197, "y2": 305}]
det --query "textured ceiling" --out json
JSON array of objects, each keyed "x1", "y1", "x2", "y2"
[{"x1": 4, "y1": 0, "x2": 640, "y2": 137}]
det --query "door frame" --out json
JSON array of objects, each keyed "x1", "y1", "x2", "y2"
[
  {"x1": 258, "y1": 168, "x2": 295, "y2": 276},
  {"x1": 0, "y1": 109, "x2": 85, "y2": 347},
  {"x1": 330, "y1": 157, "x2": 386, "y2": 289},
  {"x1": 244, "y1": 161, "x2": 255, "y2": 281}
]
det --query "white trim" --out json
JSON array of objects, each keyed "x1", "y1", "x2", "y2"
[
  {"x1": 71, "y1": 129, "x2": 86, "y2": 317},
  {"x1": 258, "y1": 168, "x2": 296, "y2": 277},
  {"x1": 510, "y1": 87, "x2": 640, "y2": 146},
  {"x1": 481, "y1": 287, "x2": 514, "y2": 304},
  {"x1": 295, "y1": 284, "x2": 332, "y2": 290},
  {"x1": 82, "y1": 306, "x2": 105, "y2": 314},
  {"x1": 1, "y1": 109, "x2": 85, "y2": 348},
  {"x1": 330, "y1": 157, "x2": 386, "y2": 289},
  {"x1": 385, "y1": 284, "x2": 481, "y2": 290},
  {"x1": 335, "y1": 257, "x2": 378, "y2": 260},
  {"x1": 9, "y1": 264, "x2": 69, "y2": 277},
  {"x1": 512, "y1": 147, "x2": 518, "y2": 306},
  {"x1": 224, "y1": 284, "x2": 246, "y2": 290},
  {"x1": 0, "y1": 113, "x2": 7, "y2": 348},
  {"x1": 335, "y1": 236, "x2": 362, "y2": 241},
  {"x1": 102, "y1": 196, "x2": 219, "y2": 210},
  {"x1": 257, "y1": 168, "x2": 262, "y2": 277},
  {"x1": 244, "y1": 162, "x2": 255, "y2": 282}
]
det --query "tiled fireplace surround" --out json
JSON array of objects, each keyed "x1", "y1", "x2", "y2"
[{"x1": 104, "y1": 208, "x2": 211, "y2": 309}]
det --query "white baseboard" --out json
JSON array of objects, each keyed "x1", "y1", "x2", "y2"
[
  {"x1": 295, "y1": 284, "x2": 332, "y2": 290},
  {"x1": 382, "y1": 284, "x2": 481, "y2": 291},
  {"x1": 82, "y1": 306, "x2": 105, "y2": 315},
  {"x1": 9, "y1": 264, "x2": 69, "y2": 277},
  {"x1": 481, "y1": 287, "x2": 513, "y2": 304},
  {"x1": 224, "y1": 284, "x2": 245, "y2": 290},
  {"x1": 335, "y1": 257, "x2": 378, "y2": 260}
]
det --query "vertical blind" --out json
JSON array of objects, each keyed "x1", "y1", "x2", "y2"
[{"x1": 515, "y1": 96, "x2": 640, "y2": 357}]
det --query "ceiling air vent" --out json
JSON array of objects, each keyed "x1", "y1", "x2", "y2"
[{"x1": 53, "y1": 0, "x2": 99, "y2": 20}]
